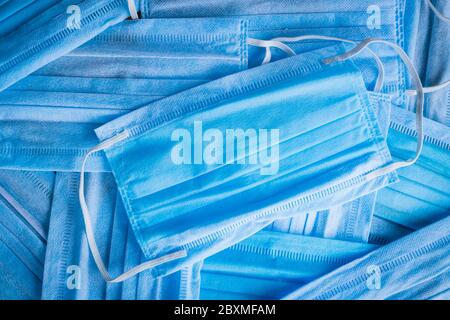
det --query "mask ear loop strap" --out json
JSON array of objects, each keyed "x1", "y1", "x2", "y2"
[
  {"x1": 127, "y1": 0, "x2": 139, "y2": 20},
  {"x1": 79, "y1": 130, "x2": 187, "y2": 283},
  {"x1": 247, "y1": 35, "x2": 385, "y2": 92},
  {"x1": 323, "y1": 38, "x2": 425, "y2": 181},
  {"x1": 247, "y1": 37, "x2": 296, "y2": 59},
  {"x1": 406, "y1": 79, "x2": 450, "y2": 96},
  {"x1": 425, "y1": 0, "x2": 450, "y2": 24}
]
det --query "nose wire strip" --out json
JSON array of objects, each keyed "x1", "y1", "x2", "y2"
[
  {"x1": 79, "y1": 131, "x2": 187, "y2": 283},
  {"x1": 247, "y1": 35, "x2": 385, "y2": 93},
  {"x1": 323, "y1": 38, "x2": 425, "y2": 180}
]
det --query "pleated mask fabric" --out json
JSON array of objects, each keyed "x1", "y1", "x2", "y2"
[
  {"x1": 284, "y1": 214, "x2": 450, "y2": 300},
  {"x1": 0, "y1": 18, "x2": 248, "y2": 172},
  {"x1": 80, "y1": 44, "x2": 398, "y2": 281},
  {"x1": 0, "y1": 0, "x2": 145, "y2": 92},
  {"x1": 42, "y1": 172, "x2": 201, "y2": 300},
  {"x1": 200, "y1": 230, "x2": 376, "y2": 300}
]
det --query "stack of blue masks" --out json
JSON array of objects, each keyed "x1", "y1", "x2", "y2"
[
  {"x1": 0, "y1": 0, "x2": 146, "y2": 91},
  {"x1": 200, "y1": 231, "x2": 376, "y2": 299},
  {"x1": 371, "y1": 106, "x2": 450, "y2": 244},
  {"x1": 139, "y1": 0, "x2": 410, "y2": 97},
  {"x1": 43, "y1": 172, "x2": 202, "y2": 299},
  {"x1": 139, "y1": 0, "x2": 417, "y2": 251},
  {"x1": 84, "y1": 44, "x2": 399, "y2": 280},
  {"x1": 284, "y1": 214, "x2": 450, "y2": 300},
  {"x1": 0, "y1": 0, "x2": 448, "y2": 300},
  {"x1": 0, "y1": 15, "x2": 247, "y2": 299},
  {"x1": 0, "y1": 18, "x2": 248, "y2": 172}
]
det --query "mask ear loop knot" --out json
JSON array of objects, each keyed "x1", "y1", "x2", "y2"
[
  {"x1": 247, "y1": 35, "x2": 385, "y2": 92},
  {"x1": 79, "y1": 130, "x2": 187, "y2": 283},
  {"x1": 323, "y1": 38, "x2": 425, "y2": 181}
]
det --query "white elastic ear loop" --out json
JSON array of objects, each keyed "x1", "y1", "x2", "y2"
[
  {"x1": 324, "y1": 38, "x2": 425, "y2": 181},
  {"x1": 247, "y1": 35, "x2": 385, "y2": 92},
  {"x1": 247, "y1": 37, "x2": 296, "y2": 59},
  {"x1": 127, "y1": 0, "x2": 139, "y2": 20},
  {"x1": 425, "y1": 0, "x2": 450, "y2": 24},
  {"x1": 79, "y1": 130, "x2": 187, "y2": 283},
  {"x1": 406, "y1": 79, "x2": 450, "y2": 96}
]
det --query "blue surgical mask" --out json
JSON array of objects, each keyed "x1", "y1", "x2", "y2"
[
  {"x1": 404, "y1": 0, "x2": 450, "y2": 124},
  {"x1": 79, "y1": 44, "x2": 402, "y2": 282},
  {"x1": 268, "y1": 91, "x2": 393, "y2": 243},
  {"x1": 386, "y1": 269, "x2": 450, "y2": 300},
  {"x1": 0, "y1": 18, "x2": 248, "y2": 172},
  {"x1": 420, "y1": 0, "x2": 450, "y2": 126},
  {"x1": 0, "y1": 0, "x2": 59, "y2": 38},
  {"x1": 0, "y1": 169, "x2": 52, "y2": 299},
  {"x1": 139, "y1": 0, "x2": 408, "y2": 97},
  {"x1": 43, "y1": 172, "x2": 201, "y2": 300},
  {"x1": 0, "y1": 0, "x2": 141, "y2": 91},
  {"x1": 368, "y1": 215, "x2": 413, "y2": 245},
  {"x1": 283, "y1": 214, "x2": 450, "y2": 300},
  {"x1": 374, "y1": 106, "x2": 450, "y2": 232},
  {"x1": 200, "y1": 230, "x2": 376, "y2": 300},
  {"x1": 0, "y1": 169, "x2": 54, "y2": 237}
]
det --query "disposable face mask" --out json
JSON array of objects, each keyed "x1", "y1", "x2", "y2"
[
  {"x1": 404, "y1": 0, "x2": 450, "y2": 124},
  {"x1": 268, "y1": 91, "x2": 393, "y2": 243},
  {"x1": 0, "y1": 235, "x2": 42, "y2": 299},
  {"x1": 141, "y1": 0, "x2": 408, "y2": 96},
  {"x1": 0, "y1": 0, "x2": 59, "y2": 38},
  {"x1": 374, "y1": 106, "x2": 450, "y2": 231},
  {"x1": 0, "y1": 18, "x2": 248, "y2": 172},
  {"x1": 0, "y1": 0, "x2": 141, "y2": 91},
  {"x1": 0, "y1": 170, "x2": 52, "y2": 299},
  {"x1": 386, "y1": 269, "x2": 450, "y2": 300},
  {"x1": 368, "y1": 216, "x2": 413, "y2": 245},
  {"x1": 200, "y1": 230, "x2": 376, "y2": 300},
  {"x1": 284, "y1": 214, "x2": 450, "y2": 300},
  {"x1": 43, "y1": 172, "x2": 201, "y2": 300},
  {"x1": 0, "y1": 169, "x2": 55, "y2": 238},
  {"x1": 419, "y1": 0, "x2": 450, "y2": 126},
  {"x1": 79, "y1": 43, "x2": 405, "y2": 282}
]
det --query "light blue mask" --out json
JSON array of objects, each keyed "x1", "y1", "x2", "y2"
[
  {"x1": 0, "y1": 169, "x2": 54, "y2": 299},
  {"x1": 368, "y1": 215, "x2": 413, "y2": 245},
  {"x1": 0, "y1": 0, "x2": 59, "y2": 38},
  {"x1": 386, "y1": 269, "x2": 450, "y2": 300},
  {"x1": 200, "y1": 230, "x2": 376, "y2": 300},
  {"x1": 418, "y1": 0, "x2": 450, "y2": 126},
  {"x1": 268, "y1": 91, "x2": 393, "y2": 243},
  {"x1": 0, "y1": 169, "x2": 54, "y2": 237},
  {"x1": 43, "y1": 172, "x2": 201, "y2": 300},
  {"x1": 140, "y1": 0, "x2": 409, "y2": 97},
  {"x1": 79, "y1": 44, "x2": 403, "y2": 282},
  {"x1": 373, "y1": 105, "x2": 450, "y2": 233},
  {"x1": 404, "y1": 0, "x2": 450, "y2": 124},
  {"x1": 0, "y1": 18, "x2": 248, "y2": 172},
  {"x1": 283, "y1": 214, "x2": 450, "y2": 300},
  {"x1": 0, "y1": 0, "x2": 141, "y2": 92}
]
